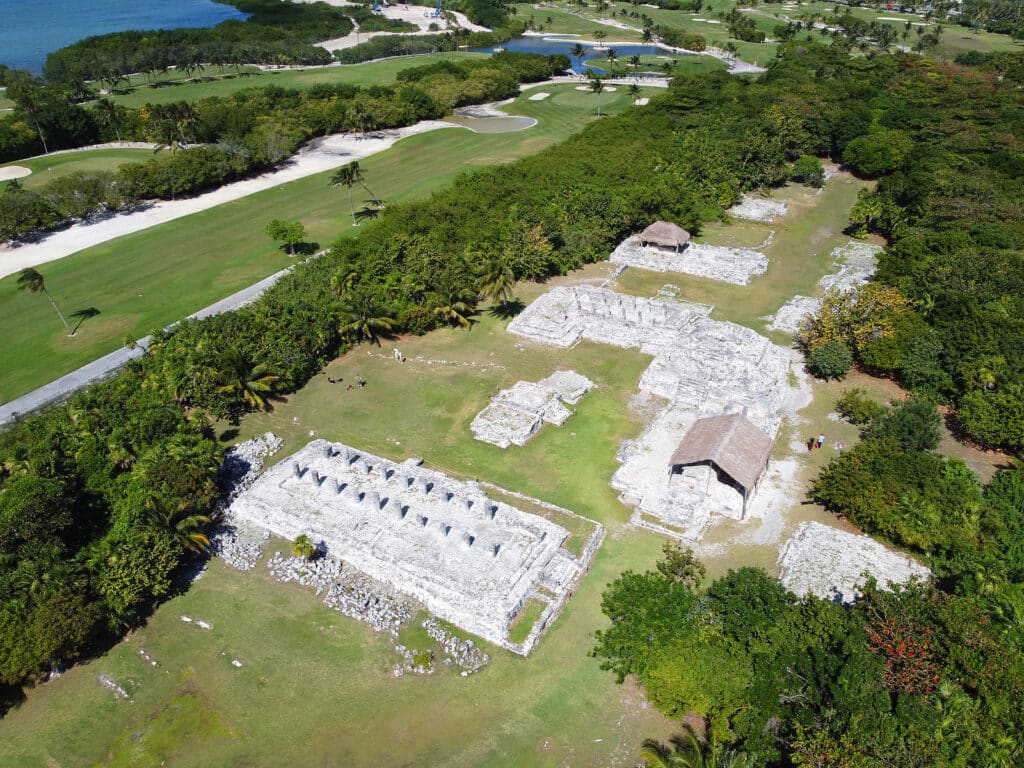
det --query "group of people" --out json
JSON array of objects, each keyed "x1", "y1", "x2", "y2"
[
  {"x1": 327, "y1": 375, "x2": 365, "y2": 390},
  {"x1": 807, "y1": 433, "x2": 826, "y2": 451}
]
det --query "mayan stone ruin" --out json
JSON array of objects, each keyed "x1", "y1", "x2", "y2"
[
  {"x1": 471, "y1": 369, "x2": 594, "y2": 448},
  {"x1": 508, "y1": 285, "x2": 806, "y2": 539},
  {"x1": 609, "y1": 231, "x2": 769, "y2": 285},
  {"x1": 727, "y1": 193, "x2": 789, "y2": 223},
  {"x1": 227, "y1": 439, "x2": 601, "y2": 654},
  {"x1": 778, "y1": 521, "x2": 931, "y2": 604}
]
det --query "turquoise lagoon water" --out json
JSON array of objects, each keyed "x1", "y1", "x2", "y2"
[{"x1": 0, "y1": 0, "x2": 247, "y2": 73}]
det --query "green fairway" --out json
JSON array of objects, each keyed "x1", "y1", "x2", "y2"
[
  {"x1": 515, "y1": 4, "x2": 643, "y2": 41},
  {"x1": 0, "y1": 147, "x2": 154, "y2": 191},
  {"x1": 0, "y1": 84, "x2": 659, "y2": 402},
  {"x1": 104, "y1": 54, "x2": 489, "y2": 108}
]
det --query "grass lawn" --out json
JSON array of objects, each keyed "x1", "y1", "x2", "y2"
[
  {"x1": 0, "y1": 290, "x2": 681, "y2": 766},
  {"x1": 515, "y1": 3, "x2": 643, "y2": 41},
  {"x1": 104, "y1": 54, "x2": 490, "y2": 109},
  {"x1": 0, "y1": 147, "x2": 154, "y2": 191},
  {"x1": 0, "y1": 84, "x2": 658, "y2": 402}
]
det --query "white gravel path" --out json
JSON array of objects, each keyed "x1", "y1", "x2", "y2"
[{"x1": 0, "y1": 122, "x2": 456, "y2": 280}]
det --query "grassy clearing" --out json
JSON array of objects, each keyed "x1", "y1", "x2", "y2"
[
  {"x1": 616, "y1": 173, "x2": 871, "y2": 337},
  {"x1": 0, "y1": 288, "x2": 679, "y2": 764},
  {"x1": 0, "y1": 147, "x2": 154, "y2": 191},
  {"x1": 104, "y1": 54, "x2": 489, "y2": 108},
  {"x1": 509, "y1": 599, "x2": 549, "y2": 645},
  {"x1": 0, "y1": 84, "x2": 657, "y2": 402}
]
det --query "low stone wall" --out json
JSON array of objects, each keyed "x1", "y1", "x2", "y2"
[
  {"x1": 728, "y1": 193, "x2": 788, "y2": 223},
  {"x1": 609, "y1": 237, "x2": 768, "y2": 285}
]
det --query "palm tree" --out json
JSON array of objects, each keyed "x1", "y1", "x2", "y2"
[
  {"x1": 216, "y1": 347, "x2": 280, "y2": 411},
  {"x1": 17, "y1": 268, "x2": 70, "y2": 334},
  {"x1": 143, "y1": 494, "x2": 211, "y2": 553},
  {"x1": 94, "y1": 98, "x2": 122, "y2": 142},
  {"x1": 337, "y1": 292, "x2": 396, "y2": 346},
  {"x1": 642, "y1": 27, "x2": 654, "y2": 43},
  {"x1": 331, "y1": 161, "x2": 377, "y2": 226},
  {"x1": 640, "y1": 730, "x2": 751, "y2": 768},
  {"x1": 628, "y1": 53, "x2": 643, "y2": 79},
  {"x1": 605, "y1": 48, "x2": 619, "y2": 73},
  {"x1": 475, "y1": 255, "x2": 516, "y2": 305},
  {"x1": 571, "y1": 43, "x2": 588, "y2": 72},
  {"x1": 589, "y1": 78, "x2": 605, "y2": 117},
  {"x1": 628, "y1": 82, "x2": 641, "y2": 103},
  {"x1": 430, "y1": 280, "x2": 477, "y2": 330}
]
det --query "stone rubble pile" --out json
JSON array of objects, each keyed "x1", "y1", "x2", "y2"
[
  {"x1": 728, "y1": 193, "x2": 788, "y2": 223},
  {"x1": 423, "y1": 618, "x2": 490, "y2": 675},
  {"x1": 610, "y1": 237, "x2": 768, "y2": 285},
  {"x1": 818, "y1": 240, "x2": 882, "y2": 293},
  {"x1": 97, "y1": 674, "x2": 130, "y2": 700},
  {"x1": 471, "y1": 369, "x2": 595, "y2": 448},
  {"x1": 392, "y1": 644, "x2": 435, "y2": 677},
  {"x1": 510, "y1": 285, "x2": 805, "y2": 539},
  {"x1": 768, "y1": 295, "x2": 822, "y2": 335},
  {"x1": 209, "y1": 432, "x2": 282, "y2": 571},
  {"x1": 778, "y1": 522, "x2": 930, "y2": 604},
  {"x1": 266, "y1": 552, "x2": 415, "y2": 635}
]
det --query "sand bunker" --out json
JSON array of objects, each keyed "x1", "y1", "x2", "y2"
[
  {"x1": 528, "y1": 92, "x2": 551, "y2": 101},
  {"x1": 0, "y1": 165, "x2": 31, "y2": 181},
  {"x1": 508, "y1": 286, "x2": 805, "y2": 538},
  {"x1": 228, "y1": 440, "x2": 601, "y2": 654},
  {"x1": 610, "y1": 235, "x2": 768, "y2": 285},
  {"x1": 634, "y1": 97, "x2": 650, "y2": 106},
  {"x1": 575, "y1": 85, "x2": 617, "y2": 91},
  {"x1": 779, "y1": 521, "x2": 930, "y2": 604},
  {"x1": 472, "y1": 370, "x2": 594, "y2": 448},
  {"x1": 728, "y1": 193, "x2": 788, "y2": 223}
]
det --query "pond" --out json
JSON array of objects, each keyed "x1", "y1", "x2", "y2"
[{"x1": 470, "y1": 35, "x2": 684, "y2": 75}]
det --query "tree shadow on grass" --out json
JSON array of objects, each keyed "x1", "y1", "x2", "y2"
[
  {"x1": 68, "y1": 307, "x2": 100, "y2": 335},
  {"x1": 487, "y1": 298, "x2": 525, "y2": 320}
]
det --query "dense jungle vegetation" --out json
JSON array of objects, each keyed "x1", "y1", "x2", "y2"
[
  {"x1": 0, "y1": 52, "x2": 567, "y2": 240},
  {"x1": 2, "y1": 43, "x2": 1023, "y2": 763}
]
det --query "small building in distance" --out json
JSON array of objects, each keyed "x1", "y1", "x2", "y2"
[
  {"x1": 669, "y1": 413, "x2": 774, "y2": 516},
  {"x1": 639, "y1": 221, "x2": 691, "y2": 252}
]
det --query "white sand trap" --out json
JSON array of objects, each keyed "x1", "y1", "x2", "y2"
[
  {"x1": 728, "y1": 193, "x2": 788, "y2": 223},
  {"x1": 610, "y1": 236, "x2": 768, "y2": 285},
  {"x1": 471, "y1": 370, "x2": 594, "y2": 448},
  {"x1": 634, "y1": 98, "x2": 650, "y2": 106},
  {"x1": 876, "y1": 16, "x2": 910, "y2": 21},
  {"x1": 528, "y1": 92, "x2": 550, "y2": 101},
  {"x1": 779, "y1": 521, "x2": 930, "y2": 604},
  {"x1": 0, "y1": 166, "x2": 31, "y2": 181},
  {"x1": 575, "y1": 85, "x2": 617, "y2": 92}
]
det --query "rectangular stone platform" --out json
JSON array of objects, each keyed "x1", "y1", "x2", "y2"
[{"x1": 227, "y1": 440, "x2": 601, "y2": 654}]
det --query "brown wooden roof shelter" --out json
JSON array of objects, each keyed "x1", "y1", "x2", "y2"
[
  {"x1": 639, "y1": 221, "x2": 691, "y2": 252},
  {"x1": 669, "y1": 413, "x2": 774, "y2": 516}
]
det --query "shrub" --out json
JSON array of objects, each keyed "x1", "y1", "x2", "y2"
[
  {"x1": 864, "y1": 398, "x2": 942, "y2": 452},
  {"x1": 835, "y1": 387, "x2": 885, "y2": 425},
  {"x1": 790, "y1": 155, "x2": 825, "y2": 187},
  {"x1": 291, "y1": 533, "x2": 316, "y2": 559},
  {"x1": 807, "y1": 341, "x2": 853, "y2": 380}
]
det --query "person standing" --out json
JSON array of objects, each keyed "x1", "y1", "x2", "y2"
[{"x1": 817, "y1": 433, "x2": 826, "y2": 449}]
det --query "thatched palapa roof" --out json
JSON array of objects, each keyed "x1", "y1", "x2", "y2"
[
  {"x1": 639, "y1": 221, "x2": 691, "y2": 249},
  {"x1": 669, "y1": 413, "x2": 773, "y2": 495}
]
